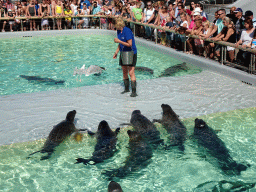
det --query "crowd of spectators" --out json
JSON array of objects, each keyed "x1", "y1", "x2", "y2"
[{"x1": 0, "y1": 0, "x2": 256, "y2": 69}]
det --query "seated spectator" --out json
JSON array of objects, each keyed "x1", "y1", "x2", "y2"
[
  {"x1": 245, "y1": 10, "x2": 256, "y2": 28},
  {"x1": 7, "y1": 9, "x2": 15, "y2": 32},
  {"x1": 211, "y1": 17, "x2": 236, "y2": 62},
  {"x1": 64, "y1": 5, "x2": 72, "y2": 29},
  {"x1": 236, "y1": 18, "x2": 255, "y2": 67}
]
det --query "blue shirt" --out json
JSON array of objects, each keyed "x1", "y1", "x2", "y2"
[
  {"x1": 117, "y1": 26, "x2": 137, "y2": 54},
  {"x1": 80, "y1": 0, "x2": 91, "y2": 9}
]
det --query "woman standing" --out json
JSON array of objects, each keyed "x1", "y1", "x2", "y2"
[{"x1": 113, "y1": 18, "x2": 138, "y2": 97}]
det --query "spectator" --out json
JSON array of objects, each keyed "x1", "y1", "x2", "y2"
[
  {"x1": 40, "y1": 0, "x2": 50, "y2": 30},
  {"x1": 199, "y1": 20, "x2": 212, "y2": 57},
  {"x1": 80, "y1": 3, "x2": 90, "y2": 28},
  {"x1": 197, "y1": 3, "x2": 207, "y2": 20},
  {"x1": 20, "y1": 8, "x2": 29, "y2": 31},
  {"x1": 26, "y1": 0, "x2": 36, "y2": 31},
  {"x1": 91, "y1": 1, "x2": 101, "y2": 28},
  {"x1": 245, "y1": 10, "x2": 256, "y2": 28},
  {"x1": 71, "y1": 0, "x2": 79, "y2": 28},
  {"x1": 189, "y1": 1, "x2": 195, "y2": 12},
  {"x1": 234, "y1": 8, "x2": 245, "y2": 42},
  {"x1": 226, "y1": 6, "x2": 236, "y2": 22},
  {"x1": 189, "y1": 18, "x2": 203, "y2": 55},
  {"x1": 50, "y1": 0, "x2": 57, "y2": 30},
  {"x1": 7, "y1": 9, "x2": 15, "y2": 32},
  {"x1": 142, "y1": 1, "x2": 154, "y2": 39},
  {"x1": 0, "y1": 3, "x2": 7, "y2": 32},
  {"x1": 14, "y1": 7, "x2": 21, "y2": 31},
  {"x1": 131, "y1": 1, "x2": 143, "y2": 37},
  {"x1": 35, "y1": 0, "x2": 41, "y2": 30},
  {"x1": 176, "y1": 4, "x2": 190, "y2": 26},
  {"x1": 236, "y1": 18, "x2": 255, "y2": 67},
  {"x1": 64, "y1": 5, "x2": 72, "y2": 28},
  {"x1": 5, "y1": 0, "x2": 14, "y2": 11},
  {"x1": 55, "y1": 0, "x2": 64, "y2": 30},
  {"x1": 211, "y1": 17, "x2": 236, "y2": 62},
  {"x1": 156, "y1": 5, "x2": 169, "y2": 46},
  {"x1": 79, "y1": 0, "x2": 91, "y2": 9}
]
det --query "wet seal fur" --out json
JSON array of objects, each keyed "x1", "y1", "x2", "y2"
[
  {"x1": 153, "y1": 104, "x2": 187, "y2": 151},
  {"x1": 104, "y1": 130, "x2": 152, "y2": 179},
  {"x1": 194, "y1": 118, "x2": 250, "y2": 175},
  {"x1": 108, "y1": 181, "x2": 123, "y2": 192},
  {"x1": 28, "y1": 110, "x2": 85, "y2": 160},
  {"x1": 130, "y1": 110, "x2": 164, "y2": 149},
  {"x1": 76, "y1": 120, "x2": 120, "y2": 165}
]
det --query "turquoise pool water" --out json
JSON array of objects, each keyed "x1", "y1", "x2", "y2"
[
  {"x1": 0, "y1": 108, "x2": 255, "y2": 191},
  {"x1": 0, "y1": 34, "x2": 202, "y2": 95}
]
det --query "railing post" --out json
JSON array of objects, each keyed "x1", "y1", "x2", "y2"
[
  {"x1": 184, "y1": 37, "x2": 186, "y2": 52},
  {"x1": 76, "y1": 17, "x2": 78, "y2": 29},
  {"x1": 21, "y1": 20, "x2": 23, "y2": 32},
  {"x1": 249, "y1": 53, "x2": 254, "y2": 74},
  {"x1": 253, "y1": 54, "x2": 256, "y2": 73},
  {"x1": 224, "y1": 46, "x2": 227, "y2": 63},
  {"x1": 220, "y1": 45, "x2": 224, "y2": 65},
  {"x1": 133, "y1": 23, "x2": 136, "y2": 36},
  {"x1": 99, "y1": 17, "x2": 101, "y2": 29}
]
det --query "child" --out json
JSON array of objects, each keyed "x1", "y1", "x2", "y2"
[
  {"x1": 64, "y1": 5, "x2": 72, "y2": 29},
  {"x1": 55, "y1": 0, "x2": 63, "y2": 30},
  {"x1": 41, "y1": 9, "x2": 49, "y2": 30}
]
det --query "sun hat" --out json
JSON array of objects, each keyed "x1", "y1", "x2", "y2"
[
  {"x1": 8, "y1": 9, "x2": 12, "y2": 12},
  {"x1": 193, "y1": 12, "x2": 200, "y2": 16},
  {"x1": 234, "y1": 8, "x2": 243, "y2": 13},
  {"x1": 194, "y1": 7, "x2": 202, "y2": 13}
]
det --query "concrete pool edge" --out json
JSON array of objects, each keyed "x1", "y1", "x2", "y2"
[{"x1": 1, "y1": 29, "x2": 255, "y2": 86}]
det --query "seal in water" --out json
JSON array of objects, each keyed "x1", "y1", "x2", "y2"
[
  {"x1": 73, "y1": 65, "x2": 106, "y2": 76},
  {"x1": 108, "y1": 181, "x2": 123, "y2": 192},
  {"x1": 27, "y1": 110, "x2": 86, "y2": 160},
  {"x1": 118, "y1": 66, "x2": 154, "y2": 75},
  {"x1": 20, "y1": 75, "x2": 65, "y2": 85},
  {"x1": 158, "y1": 62, "x2": 188, "y2": 77},
  {"x1": 193, "y1": 118, "x2": 250, "y2": 175},
  {"x1": 130, "y1": 110, "x2": 164, "y2": 149},
  {"x1": 75, "y1": 120, "x2": 120, "y2": 165},
  {"x1": 153, "y1": 104, "x2": 187, "y2": 151},
  {"x1": 104, "y1": 130, "x2": 152, "y2": 179}
]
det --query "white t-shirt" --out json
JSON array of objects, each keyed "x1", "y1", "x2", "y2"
[
  {"x1": 240, "y1": 29, "x2": 255, "y2": 46},
  {"x1": 180, "y1": 20, "x2": 188, "y2": 28},
  {"x1": 143, "y1": 8, "x2": 154, "y2": 22}
]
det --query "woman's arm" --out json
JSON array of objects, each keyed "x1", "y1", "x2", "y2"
[
  {"x1": 113, "y1": 44, "x2": 120, "y2": 59},
  {"x1": 146, "y1": 12, "x2": 154, "y2": 24},
  {"x1": 115, "y1": 38, "x2": 132, "y2": 47}
]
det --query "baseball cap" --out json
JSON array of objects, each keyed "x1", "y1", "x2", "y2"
[
  {"x1": 245, "y1": 10, "x2": 253, "y2": 17},
  {"x1": 193, "y1": 12, "x2": 200, "y2": 16},
  {"x1": 234, "y1": 8, "x2": 243, "y2": 13}
]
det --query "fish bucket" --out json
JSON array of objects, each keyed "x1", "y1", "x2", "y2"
[{"x1": 121, "y1": 51, "x2": 134, "y2": 65}]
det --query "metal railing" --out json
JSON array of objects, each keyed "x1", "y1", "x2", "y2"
[{"x1": 0, "y1": 15, "x2": 255, "y2": 74}]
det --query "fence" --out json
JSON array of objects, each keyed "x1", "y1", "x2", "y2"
[{"x1": 0, "y1": 15, "x2": 255, "y2": 74}]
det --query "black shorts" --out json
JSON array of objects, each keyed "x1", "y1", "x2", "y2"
[{"x1": 119, "y1": 53, "x2": 137, "y2": 67}]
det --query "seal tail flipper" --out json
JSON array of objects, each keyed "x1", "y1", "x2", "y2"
[
  {"x1": 222, "y1": 162, "x2": 250, "y2": 175},
  {"x1": 75, "y1": 158, "x2": 92, "y2": 165},
  {"x1": 27, "y1": 150, "x2": 41, "y2": 159}
]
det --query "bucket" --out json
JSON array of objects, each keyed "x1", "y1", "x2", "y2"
[{"x1": 121, "y1": 51, "x2": 134, "y2": 65}]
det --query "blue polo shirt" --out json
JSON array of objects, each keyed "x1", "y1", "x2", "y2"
[{"x1": 117, "y1": 26, "x2": 137, "y2": 54}]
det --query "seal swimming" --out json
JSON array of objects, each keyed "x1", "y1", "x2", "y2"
[
  {"x1": 130, "y1": 110, "x2": 164, "y2": 149},
  {"x1": 194, "y1": 118, "x2": 249, "y2": 175},
  {"x1": 20, "y1": 75, "x2": 65, "y2": 85},
  {"x1": 104, "y1": 130, "x2": 152, "y2": 179},
  {"x1": 27, "y1": 110, "x2": 85, "y2": 160},
  {"x1": 73, "y1": 65, "x2": 106, "y2": 76},
  {"x1": 76, "y1": 120, "x2": 120, "y2": 165},
  {"x1": 158, "y1": 62, "x2": 188, "y2": 77},
  {"x1": 153, "y1": 104, "x2": 187, "y2": 151},
  {"x1": 108, "y1": 181, "x2": 123, "y2": 192}
]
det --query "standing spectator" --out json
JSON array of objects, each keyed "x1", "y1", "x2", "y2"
[
  {"x1": 142, "y1": 1, "x2": 154, "y2": 39},
  {"x1": 5, "y1": 0, "x2": 14, "y2": 11},
  {"x1": 156, "y1": 5, "x2": 169, "y2": 46},
  {"x1": 200, "y1": 20, "x2": 212, "y2": 57},
  {"x1": 40, "y1": 0, "x2": 50, "y2": 30},
  {"x1": 91, "y1": 1, "x2": 101, "y2": 28},
  {"x1": 226, "y1": 6, "x2": 236, "y2": 22},
  {"x1": 71, "y1": 0, "x2": 79, "y2": 28},
  {"x1": 245, "y1": 10, "x2": 256, "y2": 28},
  {"x1": 0, "y1": 3, "x2": 6, "y2": 32},
  {"x1": 50, "y1": 0, "x2": 57, "y2": 30},
  {"x1": 235, "y1": 18, "x2": 255, "y2": 67},
  {"x1": 20, "y1": 8, "x2": 29, "y2": 31},
  {"x1": 79, "y1": 0, "x2": 91, "y2": 9},
  {"x1": 35, "y1": 0, "x2": 40, "y2": 30},
  {"x1": 26, "y1": 0, "x2": 36, "y2": 31},
  {"x1": 131, "y1": 1, "x2": 143, "y2": 37},
  {"x1": 197, "y1": 3, "x2": 207, "y2": 20},
  {"x1": 234, "y1": 8, "x2": 245, "y2": 42},
  {"x1": 189, "y1": 1, "x2": 195, "y2": 12},
  {"x1": 211, "y1": 17, "x2": 236, "y2": 62},
  {"x1": 55, "y1": 0, "x2": 64, "y2": 30}
]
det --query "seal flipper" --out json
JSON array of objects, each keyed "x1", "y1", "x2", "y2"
[
  {"x1": 115, "y1": 127, "x2": 120, "y2": 135},
  {"x1": 152, "y1": 119, "x2": 162, "y2": 123},
  {"x1": 75, "y1": 158, "x2": 94, "y2": 165},
  {"x1": 87, "y1": 130, "x2": 96, "y2": 136}
]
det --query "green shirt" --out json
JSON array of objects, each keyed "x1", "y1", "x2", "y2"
[{"x1": 132, "y1": 7, "x2": 142, "y2": 21}]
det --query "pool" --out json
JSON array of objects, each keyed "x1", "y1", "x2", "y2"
[
  {"x1": 0, "y1": 32, "x2": 201, "y2": 95},
  {"x1": 1, "y1": 30, "x2": 256, "y2": 191}
]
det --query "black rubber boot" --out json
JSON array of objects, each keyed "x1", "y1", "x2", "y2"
[
  {"x1": 121, "y1": 79, "x2": 130, "y2": 94},
  {"x1": 130, "y1": 81, "x2": 138, "y2": 97}
]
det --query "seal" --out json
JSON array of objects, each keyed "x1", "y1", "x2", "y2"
[
  {"x1": 194, "y1": 118, "x2": 249, "y2": 175},
  {"x1": 108, "y1": 181, "x2": 123, "y2": 192},
  {"x1": 75, "y1": 120, "x2": 120, "y2": 165},
  {"x1": 27, "y1": 110, "x2": 85, "y2": 160},
  {"x1": 158, "y1": 62, "x2": 188, "y2": 77},
  {"x1": 104, "y1": 130, "x2": 152, "y2": 179},
  {"x1": 20, "y1": 75, "x2": 65, "y2": 85},
  {"x1": 130, "y1": 110, "x2": 164, "y2": 149},
  {"x1": 153, "y1": 104, "x2": 187, "y2": 151}
]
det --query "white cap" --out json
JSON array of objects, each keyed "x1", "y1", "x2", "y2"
[
  {"x1": 193, "y1": 12, "x2": 200, "y2": 16},
  {"x1": 8, "y1": 9, "x2": 12, "y2": 12},
  {"x1": 194, "y1": 7, "x2": 202, "y2": 12}
]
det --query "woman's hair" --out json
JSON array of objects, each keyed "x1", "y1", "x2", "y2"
[
  {"x1": 244, "y1": 18, "x2": 253, "y2": 30},
  {"x1": 202, "y1": 20, "x2": 211, "y2": 28},
  {"x1": 135, "y1": 1, "x2": 141, "y2": 6},
  {"x1": 223, "y1": 17, "x2": 234, "y2": 28},
  {"x1": 115, "y1": 17, "x2": 125, "y2": 28}
]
